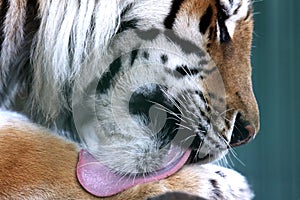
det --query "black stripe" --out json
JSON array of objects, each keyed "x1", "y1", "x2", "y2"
[
  {"x1": 163, "y1": 0, "x2": 185, "y2": 29},
  {"x1": 117, "y1": 3, "x2": 139, "y2": 33},
  {"x1": 216, "y1": 1, "x2": 231, "y2": 43},
  {"x1": 135, "y1": 28, "x2": 160, "y2": 40},
  {"x1": 208, "y1": 26, "x2": 216, "y2": 41},
  {"x1": 195, "y1": 90, "x2": 206, "y2": 103},
  {"x1": 215, "y1": 170, "x2": 226, "y2": 178},
  {"x1": 160, "y1": 54, "x2": 168, "y2": 64},
  {"x1": 225, "y1": 120, "x2": 231, "y2": 129},
  {"x1": 96, "y1": 57, "x2": 122, "y2": 94},
  {"x1": 137, "y1": 28, "x2": 205, "y2": 57},
  {"x1": 210, "y1": 179, "x2": 223, "y2": 198},
  {"x1": 130, "y1": 49, "x2": 138, "y2": 66},
  {"x1": 120, "y1": 3, "x2": 134, "y2": 18},
  {"x1": 175, "y1": 65, "x2": 200, "y2": 76},
  {"x1": 164, "y1": 29, "x2": 205, "y2": 57},
  {"x1": 143, "y1": 51, "x2": 149, "y2": 60},
  {"x1": 0, "y1": 0, "x2": 8, "y2": 50},
  {"x1": 199, "y1": 6, "x2": 213, "y2": 34},
  {"x1": 233, "y1": 2, "x2": 242, "y2": 15},
  {"x1": 198, "y1": 123, "x2": 208, "y2": 135},
  {"x1": 117, "y1": 19, "x2": 139, "y2": 33},
  {"x1": 244, "y1": 5, "x2": 252, "y2": 21}
]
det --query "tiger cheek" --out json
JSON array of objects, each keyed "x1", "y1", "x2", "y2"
[{"x1": 208, "y1": 17, "x2": 260, "y2": 137}]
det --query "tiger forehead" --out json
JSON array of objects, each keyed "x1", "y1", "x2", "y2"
[
  {"x1": 180, "y1": 0, "x2": 217, "y2": 17},
  {"x1": 177, "y1": 0, "x2": 253, "y2": 36},
  {"x1": 179, "y1": 0, "x2": 252, "y2": 17}
]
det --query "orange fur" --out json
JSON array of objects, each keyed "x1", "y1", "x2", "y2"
[
  {"x1": 0, "y1": 121, "x2": 92, "y2": 199},
  {"x1": 0, "y1": 117, "x2": 252, "y2": 199},
  {"x1": 0, "y1": 0, "x2": 258, "y2": 199},
  {"x1": 0, "y1": 119, "x2": 224, "y2": 199},
  {"x1": 207, "y1": 11, "x2": 259, "y2": 133},
  {"x1": 179, "y1": 0, "x2": 259, "y2": 138}
]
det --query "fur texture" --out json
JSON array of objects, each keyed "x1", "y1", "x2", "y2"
[
  {"x1": 0, "y1": 0, "x2": 259, "y2": 199},
  {"x1": 0, "y1": 110, "x2": 254, "y2": 199}
]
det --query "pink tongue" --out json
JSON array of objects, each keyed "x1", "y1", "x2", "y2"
[{"x1": 77, "y1": 149, "x2": 191, "y2": 197}]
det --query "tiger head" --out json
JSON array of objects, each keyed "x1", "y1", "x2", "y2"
[
  {"x1": 171, "y1": 0, "x2": 259, "y2": 147},
  {"x1": 73, "y1": 0, "x2": 259, "y2": 185}
]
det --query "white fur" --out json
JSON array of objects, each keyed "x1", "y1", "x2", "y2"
[
  {"x1": 0, "y1": 0, "x2": 26, "y2": 75},
  {"x1": 225, "y1": 0, "x2": 251, "y2": 38},
  {"x1": 190, "y1": 164, "x2": 254, "y2": 199},
  {"x1": 0, "y1": 1, "x2": 254, "y2": 198},
  {"x1": 0, "y1": 109, "x2": 29, "y2": 128},
  {"x1": 31, "y1": 0, "x2": 122, "y2": 118},
  {"x1": 219, "y1": 0, "x2": 251, "y2": 38}
]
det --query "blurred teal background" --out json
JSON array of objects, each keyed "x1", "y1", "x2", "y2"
[{"x1": 233, "y1": 1, "x2": 300, "y2": 199}]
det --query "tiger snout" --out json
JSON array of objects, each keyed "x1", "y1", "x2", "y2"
[{"x1": 230, "y1": 113, "x2": 256, "y2": 147}]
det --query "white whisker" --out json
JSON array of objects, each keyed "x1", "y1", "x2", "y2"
[{"x1": 175, "y1": 123, "x2": 192, "y2": 131}]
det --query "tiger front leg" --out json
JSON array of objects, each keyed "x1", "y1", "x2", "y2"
[{"x1": 116, "y1": 164, "x2": 254, "y2": 200}]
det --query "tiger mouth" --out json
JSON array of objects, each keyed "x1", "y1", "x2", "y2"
[
  {"x1": 77, "y1": 148, "x2": 192, "y2": 197},
  {"x1": 76, "y1": 84, "x2": 224, "y2": 197},
  {"x1": 76, "y1": 145, "x2": 219, "y2": 197}
]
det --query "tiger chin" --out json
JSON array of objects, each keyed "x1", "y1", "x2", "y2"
[{"x1": 0, "y1": 0, "x2": 259, "y2": 200}]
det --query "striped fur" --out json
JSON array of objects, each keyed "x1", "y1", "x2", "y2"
[{"x1": 0, "y1": 0, "x2": 258, "y2": 199}]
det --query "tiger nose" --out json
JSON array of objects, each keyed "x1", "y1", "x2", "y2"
[{"x1": 229, "y1": 113, "x2": 256, "y2": 147}]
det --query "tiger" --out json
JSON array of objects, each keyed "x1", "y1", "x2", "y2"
[{"x1": 0, "y1": 0, "x2": 260, "y2": 199}]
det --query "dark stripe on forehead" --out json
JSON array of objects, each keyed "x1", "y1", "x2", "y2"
[
  {"x1": 199, "y1": 5, "x2": 213, "y2": 35},
  {"x1": 136, "y1": 28, "x2": 206, "y2": 58},
  {"x1": 135, "y1": 28, "x2": 160, "y2": 40},
  {"x1": 0, "y1": 0, "x2": 8, "y2": 50},
  {"x1": 164, "y1": 29, "x2": 206, "y2": 57},
  {"x1": 164, "y1": 0, "x2": 185, "y2": 29}
]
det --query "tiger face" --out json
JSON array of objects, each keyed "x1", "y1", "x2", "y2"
[
  {"x1": 172, "y1": 0, "x2": 259, "y2": 148},
  {"x1": 0, "y1": 0, "x2": 259, "y2": 197},
  {"x1": 72, "y1": 0, "x2": 260, "y2": 195}
]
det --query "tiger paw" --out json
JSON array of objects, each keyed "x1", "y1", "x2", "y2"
[{"x1": 129, "y1": 164, "x2": 254, "y2": 200}]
